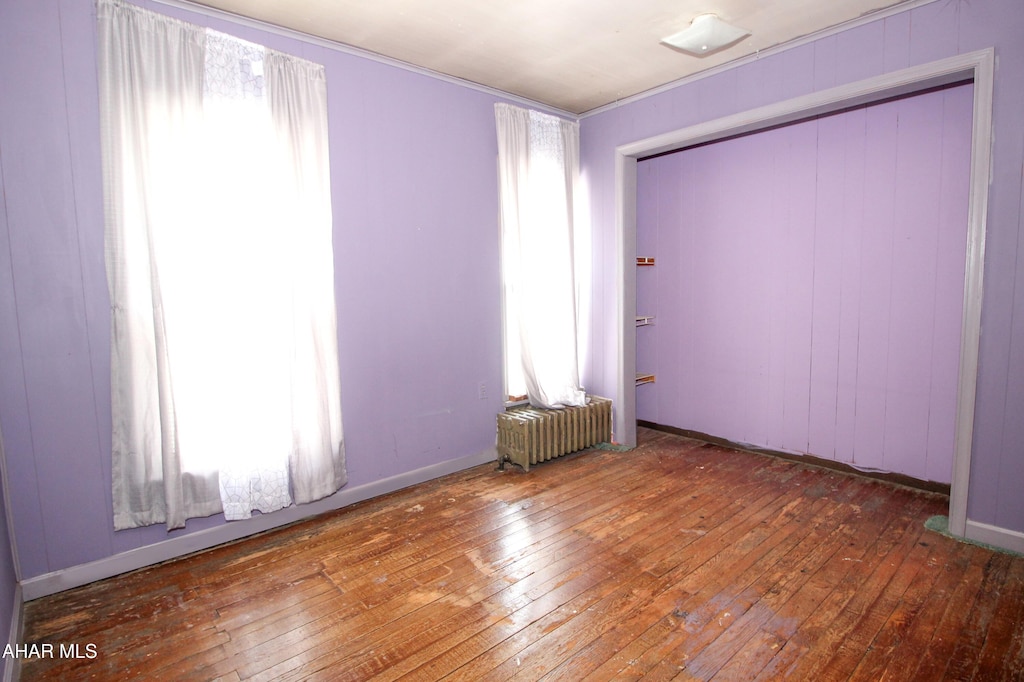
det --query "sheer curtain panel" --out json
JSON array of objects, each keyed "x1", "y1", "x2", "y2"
[
  {"x1": 98, "y1": 0, "x2": 345, "y2": 531},
  {"x1": 495, "y1": 104, "x2": 586, "y2": 409}
]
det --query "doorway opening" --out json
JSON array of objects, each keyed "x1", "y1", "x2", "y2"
[{"x1": 613, "y1": 50, "x2": 994, "y2": 538}]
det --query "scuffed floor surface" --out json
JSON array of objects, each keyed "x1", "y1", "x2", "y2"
[{"x1": 20, "y1": 428, "x2": 1024, "y2": 680}]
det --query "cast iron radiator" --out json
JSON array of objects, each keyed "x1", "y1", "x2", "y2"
[{"x1": 496, "y1": 395, "x2": 612, "y2": 471}]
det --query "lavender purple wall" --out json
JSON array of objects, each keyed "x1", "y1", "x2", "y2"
[
  {"x1": 0, "y1": 441, "x2": 17, "y2": 668},
  {"x1": 0, "y1": 0, "x2": 510, "y2": 580},
  {"x1": 0, "y1": 79, "x2": 21, "y2": 654},
  {"x1": 0, "y1": 62, "x2": 21, "y2": 664},
  {"x1": 582, "y1": 0, "x2": 1024, "y2": 534},
  {"x1": 1, "y1": 0, "x2": 1022, "y2": 584},
  {"x1": 636, "y1": 84, "x2": 973, "y2": 483}
]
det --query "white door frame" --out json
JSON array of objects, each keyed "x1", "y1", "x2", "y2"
[{"x1": 614, "y1": 49, "x2": 994, "y2": 538}]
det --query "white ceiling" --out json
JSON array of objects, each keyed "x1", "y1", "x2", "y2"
[{"x1": 190, "y1": 0, "x2": 916, "y2": 114}]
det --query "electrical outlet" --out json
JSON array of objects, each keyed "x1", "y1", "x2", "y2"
[{"x1": 478, "y1": 382, "x2": 487, "y2": 400}]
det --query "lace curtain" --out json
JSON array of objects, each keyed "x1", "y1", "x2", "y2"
[
  {"x1": 495, "y1": 104, "x2": 586, "y2": 409},
  {"x1": 97, "y1": 0, "x2": 345, "y2": 530}
]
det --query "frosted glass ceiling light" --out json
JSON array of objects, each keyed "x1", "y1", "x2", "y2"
[{"x1": 661, "y1": 13, "x2": 750, "y2": 57}]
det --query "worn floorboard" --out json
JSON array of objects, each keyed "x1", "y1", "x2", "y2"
[{"x1": 19, "y1": 428, "x2": 1024, "y2": 680}]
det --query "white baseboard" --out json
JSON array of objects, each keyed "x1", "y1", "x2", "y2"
[
  {"x1": 21, "y1": 446, "x2": 498, "y2": 602},
  {"x1": 3, "y1": 584, "x2": 22, "y2": 682},
  {"x1": 965, "y1": 518, "x2": 1024, "y2": 554}
]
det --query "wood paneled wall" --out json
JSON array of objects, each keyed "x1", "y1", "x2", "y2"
[{"x1": 636, "y1": 83, "x2": 973, "y2": 483}]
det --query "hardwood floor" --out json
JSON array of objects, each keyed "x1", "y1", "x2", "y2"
[{"x1": 20, "y1": 428, "x2": 1024, "y2": 680}]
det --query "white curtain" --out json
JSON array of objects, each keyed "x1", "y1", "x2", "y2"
[
  {"x1": 495, "y1": 104, "x2": 586, "y2": 409},
  {"x1": 98, "y1": 0, "x2": 345, "y2": 530}
]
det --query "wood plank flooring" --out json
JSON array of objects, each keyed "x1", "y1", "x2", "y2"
[{"x1": 19, "y1": 428, "x2": 1024, "y2": 680}]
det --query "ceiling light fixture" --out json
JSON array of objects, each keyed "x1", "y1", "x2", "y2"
[{"x1": 661, "y1": 13, "x2": 750, "y2": 57}]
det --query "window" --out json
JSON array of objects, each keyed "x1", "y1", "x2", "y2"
[
  {"x1": 98, "y1": 0, "x2": 345, "y2": 530},
  {"x1": 494, "y1": 104, "x2": 586, "y2": 409}
]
